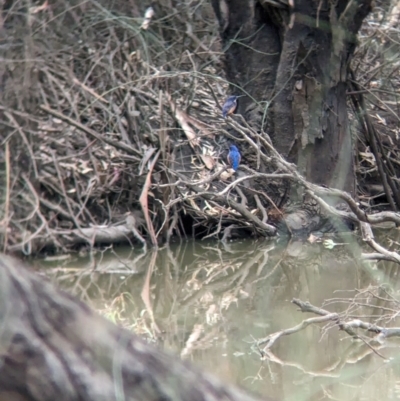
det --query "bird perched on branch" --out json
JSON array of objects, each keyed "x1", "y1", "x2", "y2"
[
  {"x1": 222, "y1": 95, "x2": 245, "y2": 118},
  {"x1": 227, "y1": 144, "x2": 241, "y2": 171}
]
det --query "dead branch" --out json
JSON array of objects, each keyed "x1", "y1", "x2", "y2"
[
  {"x1": 292, "y1": 298, "x2": 400, "y2": 341},
  {"x1": 256, "y1": 296, "x2": 400, "y2": 368}
]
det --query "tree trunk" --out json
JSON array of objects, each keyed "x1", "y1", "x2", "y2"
[
  {"x1": 212, "y1": 0, "x2": 373, "y2": 196},
  {"x1": 0, "y1": 254, "x2": 270, "y2": 401}
]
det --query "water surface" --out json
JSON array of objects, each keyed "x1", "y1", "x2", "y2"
[{"x1": 34, "y1": 235, "x2": 400, "y2": 401}]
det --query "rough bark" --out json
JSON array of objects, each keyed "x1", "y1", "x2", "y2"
[
  {"x1": 0, "y1": 254, "x2": 270, "y2": 401},
  {"x1": 212, "y1": 0, "x2": 373, "y2": 196}
]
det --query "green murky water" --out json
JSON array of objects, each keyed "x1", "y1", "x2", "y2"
[{"x1": 34, "y1": 234, "x2": 400, "y2": 401}]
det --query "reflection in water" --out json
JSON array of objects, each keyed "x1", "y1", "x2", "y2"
[{"x1": 34, "y1": 235, "x2": 400, "y2": 401}]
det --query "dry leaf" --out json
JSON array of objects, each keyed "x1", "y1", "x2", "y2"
[
  {"x1": 188, "y1": 198, "x2": 201, "y2": 211},
  {"x1": 375, "y1": 114, "x2": 387, "y2": 126},
  {"x1": 30, "y1": 0, "x2": 48, "y2": 14},
  {"x1": 220, "y1": 168, "x2": 234, "y2": 180},
  {"x1": 166, "y1": 94, "x2": 200, "y2": 148},
  {"x1": 199, "y1": 154, "x2": 215, "y2": 170}
]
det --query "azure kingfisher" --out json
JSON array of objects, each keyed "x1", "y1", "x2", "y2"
[
  {"x1": 227, "y1": 144, "x2": 241, "y2": 171},
  {"x1": 222, "y1": 95, "x2": 244, "y2": 118}
]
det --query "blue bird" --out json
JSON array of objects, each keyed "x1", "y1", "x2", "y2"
[
  {"x1": 227, "y1": 144, "x2": 241, "y2": 171},
  {"x1": 222, "y1": 95, "x2": 244, "y2": 118}
]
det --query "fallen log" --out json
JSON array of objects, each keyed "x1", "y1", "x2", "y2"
[{"x1": 0, "y1": 254, "x2": 270, "y2": 401}]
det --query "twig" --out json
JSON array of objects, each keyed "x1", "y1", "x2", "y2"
[
  {"x1": 51, "y1": 151, "x2": 85, "y2": 233},
  {"x1": 5, "y1": 111, "x2": 39, "y2": 178},
  {"x1": 1, "y1": 141, "x2": 10, "y2": 252},
  {"x1": 140, "y1": 150, "x2": 161, "y2": 247},
  {"x1": 40, "y1": 105, "x2": 142, "y2": 159}
]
